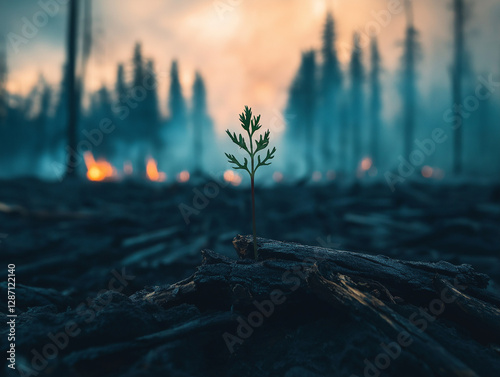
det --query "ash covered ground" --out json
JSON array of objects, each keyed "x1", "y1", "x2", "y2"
[{"x1": 1, "y1": 178, "x2": 499, "y2": 376}]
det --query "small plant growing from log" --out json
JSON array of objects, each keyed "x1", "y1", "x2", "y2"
[{"x1": 225, "y1": 106, "x2": 277, "y2": 259}]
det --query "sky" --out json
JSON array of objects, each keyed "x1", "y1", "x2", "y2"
[{"x1": 1, "y1": 0, "x2": 500, "y2": 134}]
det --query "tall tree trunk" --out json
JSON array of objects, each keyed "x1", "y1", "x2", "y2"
[
  {"x1": 338, "y1": 100, "x2": 348, "y2": 176},
  {"x1": 452, "y1": 0, "x2": 465, "y2": 175},
  {"x1": 349, "y1": 34, "x2": 363, "y2": 174},
  {"x1": 370, "y1": 37, "x2": 382, "y2": 169},
  {"x1": 65, "y1": 0, "x2": 79, "y2": 178},
  {"x1": 0, "y1": 48, "x2": 7, "y2": 123},
  {"x1": 403, "y1": 0, "x2": 417, "y2": 160},
  {"x1": 303, "y1": 51, "x2": 316, "y2": 176}
]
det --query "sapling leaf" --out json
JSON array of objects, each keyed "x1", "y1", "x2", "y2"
[
  {"x1": 225, "y1": 153, "x2": 250, "y2": 174},
  {"x1": 239, "y1": 106, "x2": 252, "y2": 132},
  {"x1": 225, "y1": 106, "x2": 277, "y2": 260},
  {"x1": 255, "y1": 146, "x2": 276, "y2": 171},
  {"x1": 225, "y1": 130, "x2": 249, "y2": 154},
  {"x1": 251, "y1": 115, "x2": 262, "y2": 134},
  {"x1": 254, "y1": 130, "x2": 270, "y2": 153}
]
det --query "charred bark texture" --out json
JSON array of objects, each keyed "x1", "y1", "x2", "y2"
[{"x1": 129, "y1": 235, "x2": 499, "y2": 376}]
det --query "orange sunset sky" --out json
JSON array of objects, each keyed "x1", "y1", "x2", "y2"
[{"x1": 2, "y1": 0, "x2": 499, "y2": 133}]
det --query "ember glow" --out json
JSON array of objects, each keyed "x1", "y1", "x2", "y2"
[
  {"x1": 422, "y1": 166, "x2": 434, "y2": 178},
  {"x1": 361, "y1": 157, "x2": 373, "y2": 171},
  {"x1": 83, "y1": 152, "x2": 116, "y2": 181},
  {"x1": 312, "y1": 171, "x2": 322, "y2": 182},
  {"x1": 223, "y1": 170, "x2": 242, "y2": 186},
  {"x1": 177, "y1": 170, "x2": 190, "y2": 183},
  {"x1": 273, "y1": 171, "x2": 284, "y2": 183},
  {"x1": 146, "y1": 158, "x2": 167, "y2": 182},
  {"x1": 421, "y1": 166, "x2": 445, "y2": 180}
]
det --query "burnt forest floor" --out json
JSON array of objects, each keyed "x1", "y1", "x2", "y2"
[
  {"x1": 1, "y1": 177, "x2": 499, "y2": 376},
  {"x1": 1, "y1": 177, "x2": 499, "y2": 295}
]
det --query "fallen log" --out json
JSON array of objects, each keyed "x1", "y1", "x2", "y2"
[
  {"x1": 16, "y1": 236, "x2": 498, "y2": 377},
  {"x1": 130, "y1": 235, "x2": 499, "y2": 377},
  {"x1": 139, "y1": 235, "x2": 493, "y2": 308}
]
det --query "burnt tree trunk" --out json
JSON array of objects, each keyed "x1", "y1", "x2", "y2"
[{"x1": 64, "y1": 0, "x2": 79, "y2": 179}]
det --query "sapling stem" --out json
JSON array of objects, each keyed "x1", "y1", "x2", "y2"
[
  {"x1": 225, "y1": 106, "x2": 277, "y2": 259},
  {"x1": 250, "y1": 159, "x2": 257, "y2": 258}
]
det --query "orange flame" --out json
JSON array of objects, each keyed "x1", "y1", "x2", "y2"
[
  {"x1": 146, "y1": 158, "x2": 166, "y2": 182},
  {"x1": 84, "y1": 152, "x2": 116, "y2": 181}
]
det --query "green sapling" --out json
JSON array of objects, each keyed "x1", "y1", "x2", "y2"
[{"x1": 225, "y1": 106, "x2": 277, "y2": 259}]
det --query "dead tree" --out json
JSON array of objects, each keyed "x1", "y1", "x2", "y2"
[
  {"x1": 0, "y1": 46, "x2": 7, "y2": 123},
  {"x1": 401, "y1": 0, "x2": 419, "y2": 160},
  {"x1": 349, "y1": 33, "x2": 364, "y2": 173},
  {"x1": 64, "y1": 0, "x2": 79, "y2": 178},
  {"x1": 452, "y1": 0, "x2": 466, "y2": 175},
  {"x1": 369, "y1": 37, "x2": 382, "y2": 169}
]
